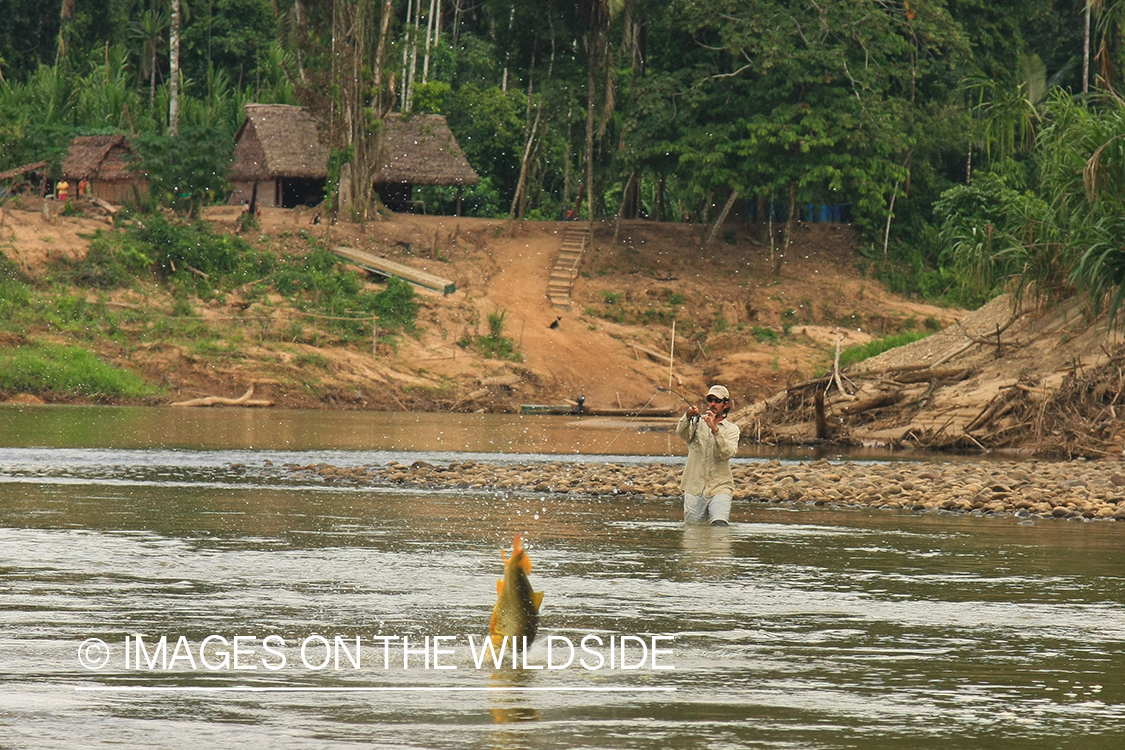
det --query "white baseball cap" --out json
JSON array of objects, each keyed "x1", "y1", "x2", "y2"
[{"x1": 707, "y1": 385, "x2": 730, "y2": 400}]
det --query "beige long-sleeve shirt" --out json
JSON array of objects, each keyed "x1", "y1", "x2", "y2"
[{"x1": 676, "y1": 412, "x2": 741, "y2": 496}]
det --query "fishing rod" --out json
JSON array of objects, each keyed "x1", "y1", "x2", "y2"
[{"x1": 655, "y1": 384, "x2": 703, "y2": 422}]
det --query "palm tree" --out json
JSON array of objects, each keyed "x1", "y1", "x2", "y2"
[
  {"x1": 968, "y1": 53, "x2": 1050, "y2": 163},
  {"x1": 132, "y1": 8, "x2": 169, "y2": 104}
]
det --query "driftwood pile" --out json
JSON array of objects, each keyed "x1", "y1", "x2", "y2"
[
  {"x1": 736, "y1": 300, "x2": 1125, "y2": 458},
  {"x1": 1027, "y1": 349, "x2": 1125, "y2": 458}
]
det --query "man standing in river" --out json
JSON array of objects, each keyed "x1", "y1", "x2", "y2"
[{"x1": 676, "y1": 385, "x2": 740, "y2": 526}]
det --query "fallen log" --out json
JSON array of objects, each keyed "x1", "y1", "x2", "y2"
[
  {"x1": 171, "y1": 386, "x2": 272, "y2": 407},
  {"x1": 839, "y1": 390, "x2": 905, "y2": 416},
  {"x1": 891, "y1": 367, "x2": 971, "y2": 384},
  {"x1": 479, "y1": 374, "x2": 521, "y2": 387}
]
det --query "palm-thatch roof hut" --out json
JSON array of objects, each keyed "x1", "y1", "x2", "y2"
[
  {"x1": 373, "y1": 114, "x2": 479, "y2": 214},
  {"x1": 229, "y1": 104, "x2": 329, "y2": 208},
  {"x1": 61, "y1": 136, "x2": 146, "y2": 204}
]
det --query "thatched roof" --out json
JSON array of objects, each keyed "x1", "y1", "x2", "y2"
[
  {"x1": 62, "y1": 136, "x2": 138, "y2": 181},
  {"x1": 374, "y1": 114, "x2": 479, "y2": 186},
  {"x1": 230, "y1": 104, "x2": 329, "y2": 181}
]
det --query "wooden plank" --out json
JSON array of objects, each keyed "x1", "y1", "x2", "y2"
[
  {"x1": 583, "y1": 406, "x2": 675, "y2": 417},
  {"x1": 521, "y1": 404, "x2": 575, "y2": 415},
  {"x1": 333, "y1": 246, "x2": 456, "y2": 295},
  {"x1": 633, "y1": 343, "x2": 672, "y2": 364}
]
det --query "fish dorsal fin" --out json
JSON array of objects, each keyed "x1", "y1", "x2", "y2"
[
  {"x1": 496, "y1": 579, "x2": 504, "y2": 595},
  {"x1": 511, "y1": 534, "x2": 533, "y2": 573},
  {"x1": 531, "y1": 591, "x2": 543, "y2": 610}
]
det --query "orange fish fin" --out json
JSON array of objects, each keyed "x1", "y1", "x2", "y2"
[
  {"x1": 531, "y1": 591, "x2": 543, "y2": 611},
  {"x1": 510, "y1": 534, "x2": 533, "y2": 573},
  {"x1": 496, "y1": 579, "x2": 504, "y2": 595}
]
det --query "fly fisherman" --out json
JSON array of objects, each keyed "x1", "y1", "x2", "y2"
[{"x1": 677, "y1": 385, "x2": 740, "y2": 526}]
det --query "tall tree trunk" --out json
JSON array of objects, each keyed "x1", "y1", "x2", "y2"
[
  {"x1": 701, "y1": 189, "x2": 738, "y2": 250},
  {"x1": 57, "y1": 0, "x2": 76, "y2": 65},
  {"x1": 775, "y1": 182, "x2": 795, "y2": 276},
  {"x1": 508, "y1": 104, "x2": 542, "y2": 222},
  {"x1": 293, "y1": 1, "x2": 307, "y2": 82},
  {"x1": 1083, "y1": 1, "x2": 1091, "y2": 94},
  {"x1": 619, "y1": 169, "x2": 640, "y2": 219},
  {"x1": 585, "y1": 29, "x2": 599, "y2": 229},
  {"x1": 422, "y1": 0, "x2": 437, "y2": 84},
  {"x1": 169, "y1": 0, "x2": 181, "y2": 135},
  {"x1": 755, "y1": 194, "x2": 767, "y2": 241},
  {"x1": 654, "y1": 174, "x2": 665, "y2": 222},
  {"x1": 374, "y1": 0, "x2": 395, "y2": 115},
  {"x1": 334, "y1": 0, "x2": 378, "y2": 218},
  {"x1": 407, "y1": 0, "x2": 421, "y2": 108},
  {"x1": 563, "y1": 92, "x2": 573, "y2": 217},
  {"x1": 882, "y1": 180, "x2": 900, "y2": 260}
]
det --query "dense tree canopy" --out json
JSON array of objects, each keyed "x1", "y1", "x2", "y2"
[{"x1": 2, "y1": 1, "x2": 1125, "y2": 315}]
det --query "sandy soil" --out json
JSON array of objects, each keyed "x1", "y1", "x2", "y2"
[{"x1": 3, "y1": 201, "x2": 961, "y2": 415}]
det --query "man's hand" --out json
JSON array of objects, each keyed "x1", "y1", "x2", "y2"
[
  {"x1": 687, "y1": 405, "x2": 700, "y2": 419},
  {"x1": 703, "y1": 412, "x2": 719, "y2": 433}
]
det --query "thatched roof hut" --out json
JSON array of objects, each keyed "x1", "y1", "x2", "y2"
[
  {"x1": 374, "y1": 114, "x2": 479, "y2": 186},
  {"x1": 373, "y1": 114, "x2": 479, "y2": 213},
  {"x1": 229, "y1": 104, "x2": 329, "y2": 208},
  {"x1": 61, "y1": 136, "x2": 145, "y2": 204}
]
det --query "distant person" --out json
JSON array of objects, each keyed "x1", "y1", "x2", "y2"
[
  {"x1": 676, "y1": 385, "x2": 740, "y2": 526},
  {"x1": 56, "y1": 180, "x2": 69, "y2": 202}
]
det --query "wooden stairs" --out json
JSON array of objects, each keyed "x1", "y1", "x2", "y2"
[{"x1": 547, "y1": 226, "x2": 590, "y2": 308}]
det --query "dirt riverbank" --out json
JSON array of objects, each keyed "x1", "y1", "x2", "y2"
[{"x1": 2, "y1": 202, "x2": 1123, "y2": 458}]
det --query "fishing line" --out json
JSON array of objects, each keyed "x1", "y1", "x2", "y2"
[{"x1": 530, "y1": 385, "x2": 688, "y2": 537}]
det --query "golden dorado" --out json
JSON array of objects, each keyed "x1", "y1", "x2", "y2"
[{"x1": 489, "y1": 534, "x2": 543, "y2": 649}]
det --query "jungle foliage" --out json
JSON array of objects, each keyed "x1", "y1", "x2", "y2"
[{"x1": 4, "y1": 1, "x2": 1125, "y2": 318}]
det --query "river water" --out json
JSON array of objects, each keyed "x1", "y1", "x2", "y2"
[{"x1": 1, "y1": 407, "x2": 1123, "y2": 749}]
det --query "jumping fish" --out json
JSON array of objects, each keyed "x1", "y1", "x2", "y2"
[{"x1": 489, "y1": 534, "x2": 543, "y2": 649}]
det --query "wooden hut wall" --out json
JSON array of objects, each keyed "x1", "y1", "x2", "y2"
[
  {"x1": 91, "y1": 178, "x2": 147, "y2": 204},
  {"x1": 229, "y1": 180, "x2": 279, "y2": 207}
]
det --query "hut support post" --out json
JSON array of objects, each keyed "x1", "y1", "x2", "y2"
[{"x1": 456, "y1": 185, "x2": 463, "y2": 217}]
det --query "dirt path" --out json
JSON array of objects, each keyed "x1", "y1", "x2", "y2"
[{"x1": 472, "y1": 225, "x2": 673, "y2": 409}]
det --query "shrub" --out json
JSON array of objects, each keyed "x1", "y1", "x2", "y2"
[
  {"x1": 0, "y1": 343, "x2": 156, "y2": 400},
  {"x1": 839, "y1": 331, "x2": 933, "y2": 369},
  {"x1": 372, "y1": 277, "x2": 419, "y2": 331},
  {"x1": 751, "y1": 326, "x2": 780, "y2": 344}
]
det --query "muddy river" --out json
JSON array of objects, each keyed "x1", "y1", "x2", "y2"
[{"x1": 1, "y1": 407, "x2": 1122, "y2": 749}]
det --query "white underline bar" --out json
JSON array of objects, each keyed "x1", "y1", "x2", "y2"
[{"x1": 76, "y1": 686, "x2": 676, "y2": 693}]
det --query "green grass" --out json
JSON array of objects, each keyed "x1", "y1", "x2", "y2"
[
  {"x1": 0, "y1": 343, "x2": 157, "y2": 401},
  {"x1": 751, "y1": 326, "x2": 780, "y2": 344},
  {"x1": 839, "y1": 331, "x2": 933, "y2": 369}
]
